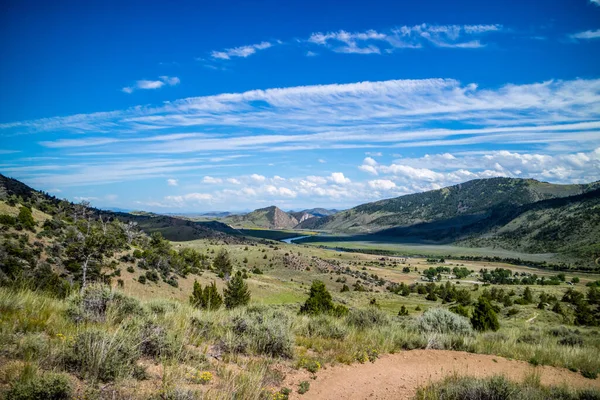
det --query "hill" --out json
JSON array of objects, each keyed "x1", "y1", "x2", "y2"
[
  {"x1": 314, "y1": 178, "x2": 600, "y2": 234},
  {"x1": 0, "y1": 174, "x2": 240, "y2": 242},
  {"x1": 223, "y1": 205, "x2": 303, "y2": 229},
  {"x1": 223, "y1": 206, "x2": 338, "y2": 230}
]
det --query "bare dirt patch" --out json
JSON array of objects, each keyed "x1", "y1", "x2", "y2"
[{"x1": 284, "y1": 350, "x2": 600, "y2": 400}]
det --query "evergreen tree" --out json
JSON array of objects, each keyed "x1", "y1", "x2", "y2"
[
  {"x1": 300, "y1": 280, "x2": 334, "y2": 315},
  {"x1": 340, "y1": 284, "x2": 350, "y2": 292},
  {"x1": 190, "y1": 280, "x2": 203, "y2": 308},
  {"x1": 398, "y1": 305, "x2": 409, "y2": 316},
  {"x1": 523, "y1": 287, "x2": 533, "y2": 304},
  {"x1": 223, "y1": 271, "x2": 251, "y2": 309},
  {"x1": 471, "y1": 297, "x2": 500, "y2": 331},
  {"x1": 190, "y1": 280, "x2": 223, "y2": 310},
  {"x1": 213, "y1": 248, "x2": 233, "y2": 279}
]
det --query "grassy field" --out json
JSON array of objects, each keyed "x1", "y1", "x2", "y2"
[
  {"x1": 297, "y1": 235, "x2": 558, "y2": 262},
  {"x1": 2, "y1": 227, "x2": 600, "y2": 399}
]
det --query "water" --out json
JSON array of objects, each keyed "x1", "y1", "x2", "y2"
[{"x1": 281, "y1": 235, "x2": 312, "y2": 244}]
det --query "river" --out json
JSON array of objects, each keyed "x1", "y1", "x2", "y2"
[{"x1": 280, "y1": 235, "x2": 312, "y2": 244}]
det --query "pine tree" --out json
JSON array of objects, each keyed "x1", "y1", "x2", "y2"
[
  {"x1": 471, "y1": 297, "x2": 500, "y2": 331},
  {"x1": 190, "y1": 280, "x2": 203, "y2": 308},
  {"x1": 213, "y1": 248, "x2": 233, "y2": 279},
  {"x1": 223, "y1": 271, "x2": 251, "y2": 309},
  {"x1": 190, "y1": 281, "x2": 223, "y2": 310},
  {"x1": 204, "y1": 281, "x2": 223, "y2": 310},
  {"x1": 300, "y1": 280, "x2": 334, "y2": 315}
]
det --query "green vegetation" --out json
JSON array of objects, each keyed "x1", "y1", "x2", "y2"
[
  {"x1": 2, "y1": 174, "x2": 600, "y2": 398},
  {"x1": 223, "y1": 271, "x2": 251, "y2": 308},
  {"x1": 415, "y1": 375, "x2": 600, "y2": 400}
]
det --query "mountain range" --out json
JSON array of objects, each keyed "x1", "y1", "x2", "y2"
[{"x1": 2, "y1": 174, "x2": 599, "y2": 264}]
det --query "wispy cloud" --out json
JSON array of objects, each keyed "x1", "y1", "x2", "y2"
[
  {"x1": 122, "y1": 76, "x2": 180, "y2": 94},
  {"x1": 210, "y1": 41, "x2": 273, "y2": 59},
  {"x1": 3, "y1": 77, "x2": 599, "y2": 197},
  {"x1": 591, "y1": 0, "x2": 600, "y2": 6},
  {"x1": 308, "y1": 24, "x2": 503, "y2": 54},
  {"x1": 569, "y1": 29, "x2": 600, "y2": 40}
]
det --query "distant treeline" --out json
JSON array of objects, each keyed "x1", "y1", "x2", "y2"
[{"x1": 312, "y1": 245, "x2": 599, "y2": 273}]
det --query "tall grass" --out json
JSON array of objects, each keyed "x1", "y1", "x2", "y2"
[{"x1": 1, "y1": 285, "x2": 599, "y2": 399}]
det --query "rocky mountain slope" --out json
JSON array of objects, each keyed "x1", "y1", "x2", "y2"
[{"x1": 313, "y1": 178, "x2": 600, "y2": 234}]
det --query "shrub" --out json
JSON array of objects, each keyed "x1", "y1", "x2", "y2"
[
  {"x1": 415, "y1": 374, "x2": 600, "y2": 400},
  {"x1": 346, "y1": 307, "x2": 390, "y2": 329},
  {"x1": 224, "y1": 309, "x2": 294, "y2": 358},
  {"x1": 398, "y1": 305, "x2": 409, "y2": 316},
  {"x1": 138, "y1": 275, "x2": 147, "y2": 284},
  {"x1": 298, "y1": 381, "x2": 310, "y2": 395},
  {"x1": 417, "y1": 308, "x2": 473, "y2": 335},
  {"x1": 66, "y1": 329, "x2": 139, "y2": 382},
  {"x1": 558, "y1": 334, "x2": 584, "y2": 347},
  {"x1": 17, "y1": 206, "x2": 35, "y2": 230},
  {"x1": 305, "y1": 315, "x2": 348, "y2": 339},
  {"x1": 471, "y1": 298, "x2": 500, "y2": 332},
  {"x1": 139, "y1": 321, "x2": 180, "y2": 360},
  {"x1": 6, "y1": 371, "x2": 72, "y2": 400}
]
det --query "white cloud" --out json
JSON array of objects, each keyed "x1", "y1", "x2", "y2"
[
  {"x1": 211, "y1": 41, "x2": 272, "y2": 59},
  {"x1": 363, "y1": 157, "x2": 378, "y2": 166},
  {"x1": 330, "y1": 172, "x2": 351, "y2": 184},
  {"x1": 318, "y1": 159, "x2": 326, "y2": 163},
  {"x1": 122, "y1": 76, "x2": 180, "y2": 94},
  {"x1": 569, "y1": 29, "x2": 600, "y2": 40},
  {"x1": 366, "y1": 152, "x2": 382, "y2": 156},
  {"x1": 203, "y1": 176, "x2": 223, "y2": 184},
  {"x1": 309, "y1": 24, "x2": 503, "y2": 54},
  {"x1": 359, "y1": 164, "x2": 378, "y2": 175},
  {"x1": 250, "y1": 173, "x2": 266, "y2": 182},
  {"x1": 167, "y1": 178, "x2": 178, "y2": 186},
  {"x1": 591, "y1": 0, "x2": 600, "y2": 5},
  {"x1": 368, "y1": 179, "x2": 396, "y2": 190},
  {"x1": 306, "y1": 51, "x2": 318, "y2": 57},
  {"x1": 227, "y1": 178, "x2": 241, "y2": 184}
]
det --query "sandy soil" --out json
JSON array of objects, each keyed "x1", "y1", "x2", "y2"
[{"x1": 284, "y1": 350, "x2": 600, "y2": 400}]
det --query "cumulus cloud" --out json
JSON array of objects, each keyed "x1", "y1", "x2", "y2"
[
  {"x1": 167, "y1": 178, "x2": 178, "y2": 186},
  {"x1": 250, "y1": 174, "x2": 266, "y2": 182},
  {"x1": 368, "y1": 179, "x2": 396, "y2": 190},
  {"x1": 330, "y1": 172, "x2": 351, "y2": 184}
]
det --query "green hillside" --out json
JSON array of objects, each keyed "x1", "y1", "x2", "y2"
[{"x1": 315, "y1": 178, "x2": 600, "y2": 234}]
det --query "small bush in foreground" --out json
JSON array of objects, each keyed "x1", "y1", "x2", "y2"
[
  {"x1": 417, "y1": 307, "x2": 472, "y2": 335},
  {"x1": 298, "y1": 381, "x2": 310, "y2": 395},
  {"x1": 6, "y1": 371, "x2": 72, "y2": 400},
  {"x1": 415, "y1": 374, "x2": 600, "y2": 400},
  {"x1": 346, "y1": 307, "x2": 390, "y2": 329}
]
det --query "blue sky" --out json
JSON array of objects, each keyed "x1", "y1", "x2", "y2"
[{"x1": 1, "y1": 0, "x2": 599, "y2": 212}]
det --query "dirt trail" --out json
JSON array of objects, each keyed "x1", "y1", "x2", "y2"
[{"x1": 284, "y1": 350, "x2": 600, "y2": 400}]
